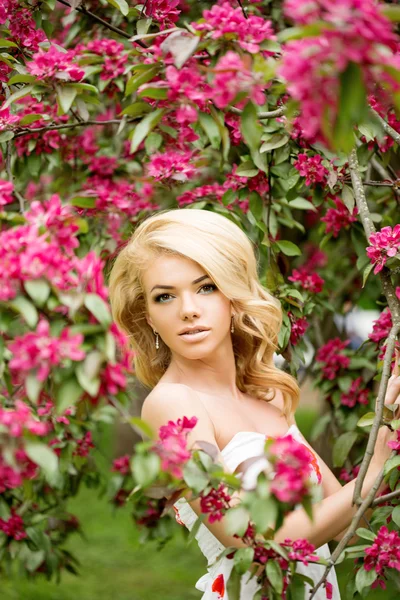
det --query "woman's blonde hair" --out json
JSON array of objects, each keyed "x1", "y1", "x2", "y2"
[{"x1": 108, "y1": 209, "x2": 299, "y2": 420}]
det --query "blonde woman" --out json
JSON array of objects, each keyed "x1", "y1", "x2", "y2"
[{"x1": 108, "y1": 208, "x2": 400, "y2": 600}]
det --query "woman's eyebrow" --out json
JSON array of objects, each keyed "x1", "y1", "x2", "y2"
[{"x1": 150, "y1": 274, "x2": 211, "y2": 293}]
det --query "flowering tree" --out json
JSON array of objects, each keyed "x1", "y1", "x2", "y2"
[{"x1": 1, "y1": 0, "x2": 400, "y2": 597}]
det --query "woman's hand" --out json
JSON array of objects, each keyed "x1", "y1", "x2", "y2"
[{"x1": 369, "y1": 349, "x2": 400, "y2": 475}]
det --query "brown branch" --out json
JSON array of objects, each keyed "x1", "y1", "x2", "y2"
[
  {"x1": 13, "y1": 117, "x2": 138, "y2": 137},
  {"x1": 371, "y1": 107, "x2": 400, "y2": 146},
  {"x1": 371, "y1": 487, "x2": 400, "y2": 507},
  {"x1": 237, "y1": 0, "x2": 248, "y2": 19},
  {"x1": 56, "y1": 0, "x2": 131, "y2": 40}
]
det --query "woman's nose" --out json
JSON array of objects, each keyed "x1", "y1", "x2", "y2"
[{"x1": 179, "y1": 293, "x2": 201, "y2": 320}]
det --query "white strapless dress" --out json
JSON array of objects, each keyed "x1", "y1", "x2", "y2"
[{"x1": 173, "y1": 424, "x2": 341, "y2": 599}]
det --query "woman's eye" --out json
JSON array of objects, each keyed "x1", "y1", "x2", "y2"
[{"x1": 154, "y1": 284, "x2": 217, "y2": 303}]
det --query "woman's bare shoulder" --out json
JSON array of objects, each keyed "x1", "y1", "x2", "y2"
[{"x1": 141, "y1": 382, "x2": 214, "y2": 438}]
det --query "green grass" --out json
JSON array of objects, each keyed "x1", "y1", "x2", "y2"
[{"x1": 2, "y1": 411, "x2": 398, "y2": 599}]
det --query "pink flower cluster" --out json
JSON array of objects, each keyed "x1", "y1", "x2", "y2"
[
  {"x1": 279, "y1": 0, "x2": 400, "y2": 144},
  {"x1": 369, "y1": 307, "x2": 392, "y2": 346},
  {"x1": 288, "y1": 267, "x2": 325, "y2": 294},
  {"x1": 193, "y1": 2, "x2": 276, "y2": 54},
  {"x1": 211, "y1": 52, "x2": 265, "y2": 108},
  {"x1": 147, "y1": 150, "x2": 196, "y2": 183},
  {"x1": 82, "y1": 38, "x2": 128, "y2": 81},
  {"x1": 0, "y1": 448, "x2": 37, "y2": 493},
  {"x1": 0, "y1": 107, "x2": 19, "y2": 132},
  {"x1": 166, "y1": 64, "x2": 211, "y2": 113},
  {"x1": 112, "y1": 454, "x2": 131, "y2": 476},
  {"x1": 387, "y1": 430, "x2": 400, "y2": 453},
  {"x1": 200, "y1": 484, "x2": 231, "y2": 523},
  {"x1": 8, "y1": 318, "x2": 85, "y2": 383},
  {"x1": 0, "y1": 178, "x2": 14, "y2": 207},
  {"x1": 339, "y1": 464, "x2": 360, "y2": 483},
  {"x1": 0, "y1": 511, "x2": 27, "y2": 541},
  {"x1": 340, "y1": 376, "x2": 369, "y2": 408},
  {"x1": 321, "y1": 197, "x2": 358, "y2": 238},
  {"x1": 0, "y1": 400, "x2": 50, "y2": 438},
  {"x1": 27, "y1": 45, "x2": 85, "y2": 82},
  {"x1": 155, "y1": 416, "x2": 198, "y2": 479},
  {"x1": 139, "y1": 0, "x2": 181, "y2": 28},
  {"x1": 293, "y1": 154, "x2": 329, "y2": 186},
  {"x1": 283, "y1": 538, "x2": 320, "y2": 566},
  {"x1": 315, "y1": 338, "x2": 351, "y2": 380},
  {"x1": 0, "y1": 3, "x2": 46, "y2": 50},
  {"x1": 363, "y1": 526, "x2": 400, "y2": 585},
  {"x1": 366, "y1": 225, "x2": 400, "y2": 274},
  {"x1": 269, "y1": 435, "x2": 313, "y2": 504},
  {"x1": 74, "y1": 431, "x2": 95, "y2": 457},
  {"x1": 288, "y1": 312, "x2": 309, "y2": 346}
]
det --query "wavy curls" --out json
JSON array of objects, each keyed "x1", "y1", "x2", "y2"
[{"x1": 108, "y1": 209, "x2": 299, "y2": 420}]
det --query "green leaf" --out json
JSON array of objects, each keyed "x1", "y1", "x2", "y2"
[
  {"x1": 138, "y1": 87, "x2": 168, "y2": 100},
  {"x1": 226, "y1": 567, "x2": 241, "y2": 600},
  {"x1": 342, "y1": 185, "x2": 355, "y2": 213},
  {"x1": 9, "y1": 296, "x2": 38, "y2": 327},
  {"x1": 76, "y1": 354, "x2": 102, "y2": 397},
  {"x1": 250, "y1": 497, "x2": 277, "y2": 532},
  {"x1": 287, "y1": 574, "x2": 305, "y2": 600},
  {"x1": 182, "y1": 460, "x2": 209, "y2": 494},
  {"x1": 362, "y1": 263, "x2": 374, "y2": 288},
  {"x1": 240, "y1": 102, "x2": 261, "y2": 153},
  {"x1": 382, "y1": 5, "x2": 400, "y2": 22},
  {"x1": 26, "y1": 375, "x2": 43, "y2": 404},
  {"x1": 128, "y1": 416, "x2": 154, "y2": 440},
  {"x1": 334, "y1": 62, "x2": 367, "y2": 152},
  {"x1": 106, "y1": 0, "x2": 129, "y2": 15},
  {"x1": 355, "y1": 567, "x2": 377, "y2": 595},
  {"x1": 25, "y1": 442, "x2": 59, "y2": 483},
  {"x1": 392, "y1": 505, "x2": 400, "y2": 528},
  {"x1": 260, "y1": 134, "x2": 289, "y2": 153},
  {"x1": 198, "y1": 112, "x2": 221, "y2": 150},
  {"x1": 84, "y1": 293, "x2": 111, "y2": 326},
  {"x1": 288, "y1": 198, "x2": 317, "y2": 211},
  {"x1": 2, "y1": 85, "x2": 34, "y2": 110},
  {"x1": 19, "y1": 113, "x2": 45, "y2": 125},
  {"x1": 130, "y1": 108, "x2": 165, "y2": 154},
  {"x1": 125, "y1": 66, "x2": 159, "y2": 96},
  {"x1": 144, "y1": 131, "x2": 163, "y2": 154},
  {"x1": 24, "y1": 280, "x2": 50, "y2": 307},
  {"x1": 225, "y1": 506, "x2": 250, "y2": 537},
  {"x1": 121, "y1": 101, "x2": 152, "y2": 117},
  {"x1": 357, "y1": 412, "x2": 375, "y2": 428},
  {"x1": 0, "y1": 39, "x2": 18, "y2": 48},
  {"x1": 234, "y1": 547, "x2": 254, "y2": 575},
  {"x1": 132, "y1": 453, "x2": 160, "y2": 487},
  {"x1": 56, "y1": 85, "x2": 78, "y2": 114},
  {"x1": 0, "y1": 131, "x2": 14, "y2": 142},
  {"x1": 249, "y1": 192, "x2": 263, "y2": 222},
  {"x1": 274, "y1": 240, "x2": 302, "y2": 256},
  {"x1": 266, "y1": 560, "x2": 283, "y2": 593},
  {"x1": 355, "y1": 528, "x2": 376, "y2": 542},
  {"x1": 7, "y1": 74, "x2": 37, "y2": 85},
  {"x1": 56, "y1": 377, "x2": 83, "y2": 414},
  {"x1": 384, "y1": 455, "x2": 400, "y2": 476},
  {"x1": 70, "y1": 196, "x2": 96, "y2": 209},
  {"x1": 332, "y1": 431, "x2": 358, "y2": 468},
  {"x1": 235, "y1": 161, "x2": 258, "y2": 177}
]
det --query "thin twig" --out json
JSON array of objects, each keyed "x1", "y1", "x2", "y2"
[
  {"x1": 230, "y1": 106, "x2": 286, "y2": 119},
  {"x1": 371, "y1": 107, "x2": 400, "y2": 146},
  {"x1": 237, "y1": 0, "x2": 248, "y2": 19},
  {"x1": 13, "y1": 117, "x2": 139, "y2": 137},
  {"x1": 371, "y1": 487, "x2": 400, "y2": 507}
]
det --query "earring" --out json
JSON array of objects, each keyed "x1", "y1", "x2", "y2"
[
  {"x1": 153, "y1": 330, "x2": 159, "y2": 350},
  {"x1": 231, "y1": 315, "x2": 235, "y2": 333}
]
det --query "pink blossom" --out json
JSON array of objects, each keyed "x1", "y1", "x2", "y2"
[
  {"x1": 0, "y1": 448, "x2": 38, "y2": 493},
  {"x1": 294, "y1": 153, "x2": 329, "y2": 186},
  {"x1": 367, "y1": 225, "x2": 400, "y2": 274},
  {"x1": 0, "y1": 179, "x2": 14, "y2": 207},
  {"x1": 193, "y1": 2, "x2": 276, "y2": 54},
  {"x1": 8, "y1": 8, "x2": 46, "y2": 50},
  {"x1": 27, "y1": 45, "x2": 85, "y2": 82},
  {"x1": 0, "y1": 107, "x2": 19, "y2": 131},
  {"x1": 112, "y1": 454, "x2": 131, "y2": 475},
  {"x1": 85, "y1": 38, "x2": 128, "y2": 80},
  {"x1": 339, "y1": 464, "x2": 360, "y2": 483},
  {"x1": 155, "y1": 416, "x2": 197, "y2": 479},
  {"x1": 269, "y1": 435, "x2": 313, "y2": 504},
  {"x1": 8, "y1": 319, "x2": 85, "y2": 382},
  {"x1": 25, "y1": 194, "x2": 80, "y2": 253},
  {"x1": 139, "y1": 0, "x2": 181, "y2": 28},
  {"x1": 165, "y1": 64, "x2": 210, "y2": 110},
  {"x1": 340, "y1": 377, "x2": 369, "y2": 408},
  {"x1": 74, "y1": 431, "x2": 95, "y2": 457},
  {"x1": 369, "y1": 307, "x2": 392, "y2": 345},
  {"x1": 288, "y1": 312, "x2": 309, "y2": 346},
  {"x1": 211, "y1": 52, "x2": 265, "y2": 109},
  {"x1": 283, "y1": 0, "x2": 322, "y2": 25},
  {"x1": 321, "y1": 197, "x2": 358, "y2": 238},
  {"x1": 387, "y1": 429, "x2": 400, "y2": 452},
  {"x1": 0, "y1": 510, "x2": 27, "y2": 540},
  {"x1": 288, "y1": 268, "x2": 324, "y2": 294},
  {"x1": 147, "y1": 150, "x2": 196, "y2": 183},
  {"x1": 283, "y1": 538, "x2": 320, "y2": 566},
  {"x1": 363, "y1": 526, "x2": 400, "y2": 575},
  {"x1": 316, "y1": 337, "x2": 351, "y2": 380},
  {"x1": 0, "y1": 400, "x2": 51, "y2": 438},
  {"x1": 200, "y1": 484, "x2": 231, "y2": 523}
]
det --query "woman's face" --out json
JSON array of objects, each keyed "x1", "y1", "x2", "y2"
[{"x1": 143, "y1": 254, "x2": 233, "y2": 359}]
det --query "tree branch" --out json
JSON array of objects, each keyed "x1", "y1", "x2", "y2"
[
  {"x1": 229, "y1": 106, "x2": 286, "y2": 119},
  {"x1": 371, "y1": 487, "x2": 400, "y2": 507},
  {"x1": 13, "y1": 117, "x2": 138, "y2": 137},
  {"x1": 371, "y1": 107, "x2": 400, "y2": 146}
]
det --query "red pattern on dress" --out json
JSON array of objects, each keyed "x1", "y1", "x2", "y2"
[
  {"x1": 173, "y1": 505, "x2": 184, "y2": 526},
  {"x1": 212, "y1": 573, "x2": 225, "y2": 598}
]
